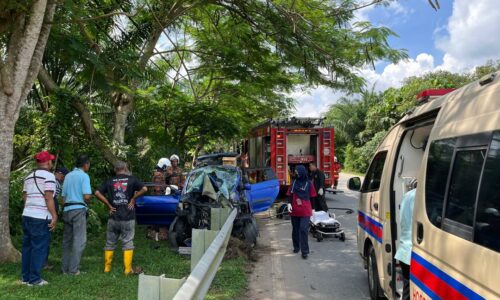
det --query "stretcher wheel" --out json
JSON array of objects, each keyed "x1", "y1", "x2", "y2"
[
  {"x1": 316, "y1": 233, "x2": 323, "y2": 242},
  {"x1": 340, "y1": 232, "x2": 345, "y2": 242}
]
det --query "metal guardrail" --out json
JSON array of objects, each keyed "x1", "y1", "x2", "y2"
[
  {"x1": 174, "y1": 208, "x2": 237, "y2": 299},
  {"x1": 138, "y1": 208, "x2": 237, "y2": 300}
]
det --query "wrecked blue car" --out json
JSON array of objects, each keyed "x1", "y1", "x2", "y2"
[{"x1": 135, "y1": 164, "x2": 279, "y2": 247}]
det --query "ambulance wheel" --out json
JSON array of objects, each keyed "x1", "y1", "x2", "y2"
[
  {"x1": 340, "y1": 232, "x2": 346, "y2": 242},
  {"x1": 367, "y1": 246, "x2": 384, "y2": 300}
]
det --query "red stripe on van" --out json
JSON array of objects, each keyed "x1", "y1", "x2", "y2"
[
  {"x1": 410, "y1": 258, "x2": 467, "y2": 300},
  {"x1": 357, "y1": 211, "x2": 383, "y2": 241}
]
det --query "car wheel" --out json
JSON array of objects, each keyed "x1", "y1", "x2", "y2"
[
  {"x1": 367, "y1": 246, "x2": 385, "y2": 300},
  {"x1": 340, "y1": 232, "x2": 346, "y2": 242},
  {"x1": 169, "y1": 217, "x2": 187, "y2": 248},
  {"x1": 243, "y1": 220, "x2": 258, "y2": 247}
]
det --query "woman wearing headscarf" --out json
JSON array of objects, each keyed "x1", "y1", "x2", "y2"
[{"x1": 287, "y1": 165, "x2": 317, "y2": 259}]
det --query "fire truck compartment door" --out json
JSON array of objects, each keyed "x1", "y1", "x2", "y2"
[{"x1": 246, "y1": 169, "x2": 280, "y2": 213}]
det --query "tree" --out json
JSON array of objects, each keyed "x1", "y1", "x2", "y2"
[
  {"x1": 35, "y1": 0, "x2": 406, "y2": 167},
  {"x1": 0, "y1": 0, "x2": 57, "y2": 263},
  {"x1": 324, "y1": 87, "x2": 382, "y2": 160}
]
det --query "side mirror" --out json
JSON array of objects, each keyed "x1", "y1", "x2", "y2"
[
  {"x1": 348, "y1": 177, "x2": 362, "y2": 191},
  {"x1": 244, "y1": 183, "x2": 252, "y2": 191}
]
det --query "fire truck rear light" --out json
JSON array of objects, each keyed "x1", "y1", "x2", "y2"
[
  {"x1": 277, "y1": 157, "x2": 282, "y2": 162},
  {"x1": 324, "y1": 164, "x2": 330, "y2": 168},
  {"x1": 277, "y1": 165, "x2": 283, "y2": 169}
]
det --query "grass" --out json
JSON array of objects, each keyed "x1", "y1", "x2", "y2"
[{"x1": 0, "y1": 226, "x2": 248, "y2": 300}]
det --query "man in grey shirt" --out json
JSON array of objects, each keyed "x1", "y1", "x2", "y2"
[{"x1": 61, "y1": 155, "x2": 92, "y2": 275}]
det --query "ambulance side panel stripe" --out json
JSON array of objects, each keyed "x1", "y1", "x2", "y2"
[
  {"x1": 409, "y1": 274, "x2": 440, "y2": 300},
  {"x1": 357, "y1": 211, "x2": 383, "y2": 243},
  {"x1": 411, "y1": 252, "x2": 485, "y2": 300}
]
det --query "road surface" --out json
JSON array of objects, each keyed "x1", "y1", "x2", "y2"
[{"x1": 246, "y1": 173, "x2": 370, "y2": 300}]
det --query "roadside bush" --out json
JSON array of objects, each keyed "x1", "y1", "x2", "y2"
[{"x1": 344, "y1": 131, "x2": 387, "y2": 173}]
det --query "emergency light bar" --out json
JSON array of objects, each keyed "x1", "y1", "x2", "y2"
[{"x1": 416, "y1": 88, "x2": 455, "y2": 103}]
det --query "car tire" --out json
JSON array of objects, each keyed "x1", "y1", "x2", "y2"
[
  {"x1": 367, "y1": 246, "x2": 385, "y2": 300},
  {"x1": 243, "y1": 220, "x2": 258, "y2": 247},
  {"x1": 169, "y1": 217, "x2": 187, "y2": 248}
]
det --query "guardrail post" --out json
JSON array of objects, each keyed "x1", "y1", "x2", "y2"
[
  {"x1": 138, "y1": 274, "x2": 187, "y2": 300},
  {"x1": 191, "y1": 229, "x2": 218, "y2": 271},
  {"x1": 173, "y1": 209, "x2": 237, "y2": 300},
  {"x1": 159, "y1": 276, "x2": 186, "y2": 300},
  {"x1": 210, "y1": 207, "x2": 231, "y2": 230},
  {"x1": 138, "y1": 208, "x2": 237, "y2": 300},
  {"x1": 138, "y1": 274, "x2": 160, "y2": 300}
]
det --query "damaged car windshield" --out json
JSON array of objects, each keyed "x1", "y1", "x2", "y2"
[{"x1": 184, "y1": 166, "x2": 239, "y2": 199}]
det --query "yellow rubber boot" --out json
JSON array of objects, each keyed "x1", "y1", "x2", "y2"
[
  {"x1": 123, "y1": 250, "x2": 134, "y2": 275},
  {"x1": 104, "y1": 250, "x2": 114, "y2": 273}
]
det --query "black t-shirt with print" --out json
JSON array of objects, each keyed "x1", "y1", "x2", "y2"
[{"x1": 98, "y1": 174, "x2": 145, "y2": 221}]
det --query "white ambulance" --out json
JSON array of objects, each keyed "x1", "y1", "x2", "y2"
[{"x1": 348, "y1": 72, "x2": 500, "y2": 300}]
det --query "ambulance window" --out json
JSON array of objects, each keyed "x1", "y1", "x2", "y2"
[
  {"x1": 444, "y1": 149, "x2": 486, "y2": 227},
  {"x1": 425, "y1": 139, "x2": 455, "y2": 227},
  {"x1": 361, "y1": 151, "x2": 387, "y2": 192},
  {"x1": 475, "y1": 134, "x2": 500, "y2": 252}
]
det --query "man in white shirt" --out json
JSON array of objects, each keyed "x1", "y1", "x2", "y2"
[{"x1": 21, "y1": 151, "x2": 58, "y2": 286}]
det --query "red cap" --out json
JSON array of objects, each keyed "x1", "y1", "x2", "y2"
[{"x1": 34, "y1": 151, "x2": 55, "y2": 163}]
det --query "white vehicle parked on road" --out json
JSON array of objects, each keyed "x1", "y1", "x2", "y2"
[{"x1": 349, "y1": 72, "x2": 500, "y2": 300}]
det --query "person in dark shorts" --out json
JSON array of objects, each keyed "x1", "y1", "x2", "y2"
[{"x1": 95, "y1": 161, "x2": 147, "y2": 275}]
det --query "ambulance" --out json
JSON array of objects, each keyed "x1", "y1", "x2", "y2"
[{"x1": 348, "y1": 72, "x2": 500, "y2": 300}]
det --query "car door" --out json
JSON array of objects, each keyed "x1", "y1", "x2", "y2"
[
  {"x1": 135, "y1": 194, "x2": 180, "y2": 225},
  {"x1": 246, "y1": 168, "x2": 280, "y2": 213}
]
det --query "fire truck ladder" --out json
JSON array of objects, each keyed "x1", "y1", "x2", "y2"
[{"x1": 276, "y1": 129, "x2": 287, "y2": 185}]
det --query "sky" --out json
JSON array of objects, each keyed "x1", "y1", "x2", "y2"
[{"x1": 293, "y1": 0, "x2": 500, "y2": 117}]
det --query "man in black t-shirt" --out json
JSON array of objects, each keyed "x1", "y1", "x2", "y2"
[
  {"x1": 95, "y1": 161, "x2": 147, "y2": 275},
  {"x1": 309, "y1": 163, "x2": 328, "y2": 212}
]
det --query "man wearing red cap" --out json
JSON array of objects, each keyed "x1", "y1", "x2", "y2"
[{"x1": 21, "y1": 151, "x2": 58, "y2": 286}]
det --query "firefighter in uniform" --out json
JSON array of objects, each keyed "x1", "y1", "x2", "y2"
[{"x1": 309, "y1": 162, "x2": 328, "y2": 212}]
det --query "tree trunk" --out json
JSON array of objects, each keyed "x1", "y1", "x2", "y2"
[
  {"x1": 110, "y1": 26, "x2": 163, "y2": 146},
  {"x1": 0, "y1": 0, "x2": 56, "y2": 263},
  {"x1": 111, "y1": 93, "x2": 134, "y2": 145},
  {"x1": 0, "y1": 121, "x2": 21, "y2": 263}
]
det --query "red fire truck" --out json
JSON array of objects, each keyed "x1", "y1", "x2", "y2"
[{"x1": 244, "y1": 118, "x2": 340, "y2": 190}]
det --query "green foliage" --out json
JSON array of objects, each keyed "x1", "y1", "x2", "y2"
[
  {"x1": 344, "y1": 131, "x2": 387, "y2": 172},
  {"x1": 328, "y1": 61, "x2": 500, "y2": 173}
]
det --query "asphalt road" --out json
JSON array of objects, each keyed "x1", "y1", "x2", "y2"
[{"x1": 246, "y1": 173, "x2": 370, "y2": 300}]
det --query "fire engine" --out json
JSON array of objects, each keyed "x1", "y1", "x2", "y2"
[{"x1": 244, "y1": 118, "x2": 340, "y2": 190}]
